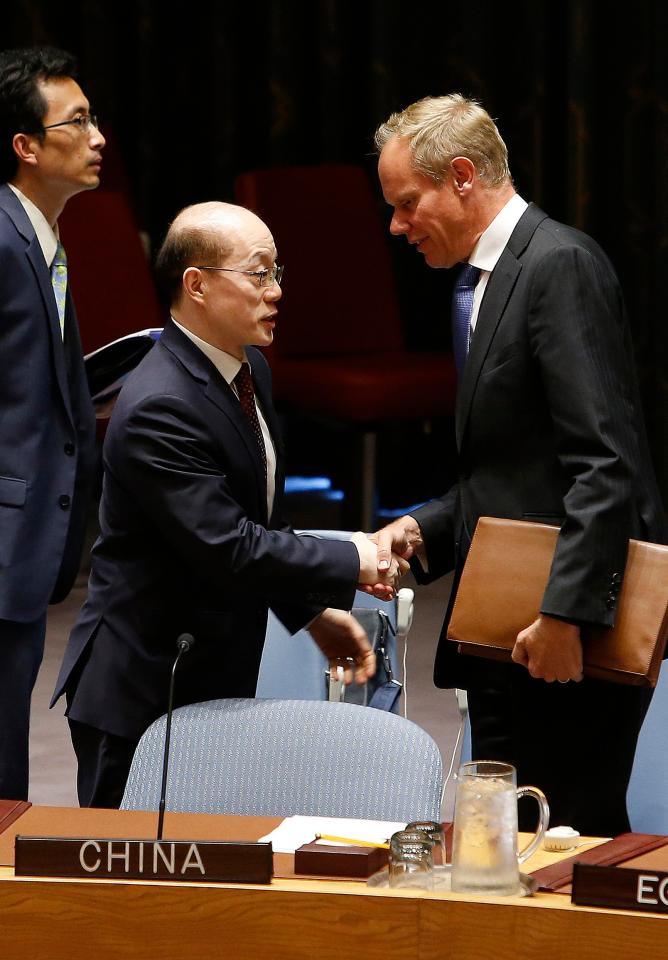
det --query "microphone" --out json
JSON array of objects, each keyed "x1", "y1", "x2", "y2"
[
  {"x1": 177, "y1": 633, "x2": 194, "y2": 653},
  {"x1": 16, "y1": 624, "x2": 272, "y2": 884},
  {"x1": 157, "y1": 633, "x2": 195, "y2": 840}
]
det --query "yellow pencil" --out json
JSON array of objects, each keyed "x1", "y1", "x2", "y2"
[{"x1": 315, "y1": 833, "x2": 390, "y2": 849}]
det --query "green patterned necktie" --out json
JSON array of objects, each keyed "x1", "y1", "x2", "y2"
[{"x1": 51, "y1": 241, "x2": 67, "y2": 338}]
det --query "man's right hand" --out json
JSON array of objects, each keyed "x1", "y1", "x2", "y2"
[{"x1": 351, "y1": 532, "x2": 409, "y2": 599}]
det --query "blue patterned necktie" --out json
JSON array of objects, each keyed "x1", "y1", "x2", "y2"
[
  {"x1": 51, "y1": 241, "x2": 68, "y2": 338},
  {"x1": 451, "y1": 263, "x2": 481, "y2": 376},
  {"x1": 234, "y1": 362, "x2": 267, "y2": 477}
]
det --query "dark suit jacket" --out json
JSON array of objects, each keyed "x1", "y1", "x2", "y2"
[
  {"x1": 0, "y1": 185, "x2": 96, "y2": 622},
  {"x1": 53, "y1": 321, "x2": 359, "y2": 741},
  {"x1": 411, "y1": 204, "x2": 667, "y2": 689}
]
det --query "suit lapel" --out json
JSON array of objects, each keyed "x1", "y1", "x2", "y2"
[
  {"x1": 248, "y1": 348, "x2": 285, "y2": 523},
  {"x1": 160, "y1": 324, "x2": 272, "y2": 524},
  {"x1": 455, "y1": 255, "x2": 521, "y2": 447},
  {"x1": 455, "y1": 204, "x2": 549, "y2": 448},
  {"x1": 0, "y1": 186, "x2": 74, "y2": 426},
  {"x1": 27, "y1": 239, "x2": 74, "y2": 418}
]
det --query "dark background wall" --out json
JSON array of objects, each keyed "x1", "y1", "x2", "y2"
[{"x1": 5, "y1": 0, "x2": 668, "y2": 504}]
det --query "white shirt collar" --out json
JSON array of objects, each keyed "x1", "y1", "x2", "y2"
[
  {"x1": 468, "y1": 193, "x2": 528, "y2": 273},
  {"x1": 171, "y1": 318, "x2": 247, "y2": 384},
  {"x1": 8, "y1": 183, "x2": 59, "y2": 267}
]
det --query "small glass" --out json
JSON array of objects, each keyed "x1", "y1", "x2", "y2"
[
  {"x1": 405, "y1": 820, "x2": 447, "y2": 867},
  {"x1": 388, "y1": 830, "x2": 434, "y2": 890}
]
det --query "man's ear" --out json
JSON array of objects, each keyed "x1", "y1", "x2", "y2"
[
  {"x1": 12, "y1": 132, "x2": 40, "y2": 168},
  {"x1": 450, "y1": 156, "x2": 476, "y2": 193},
  {"x1": 182, "y1": 267, "x2": 205, "y2": 304}
]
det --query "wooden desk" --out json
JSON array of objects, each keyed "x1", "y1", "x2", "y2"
[{"x1": 0, "y1": 807, "x2": 666, "y2": 960}]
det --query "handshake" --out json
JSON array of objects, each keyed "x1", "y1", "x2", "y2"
[{"x1": 351, "y1": 515, "x2": 423, "y2": 600}]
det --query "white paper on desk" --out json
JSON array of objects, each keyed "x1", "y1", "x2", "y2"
[{"x1": 258, "y1": 816, "x2": 406, "y2": 854}]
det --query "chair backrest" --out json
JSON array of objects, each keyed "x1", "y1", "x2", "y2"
[
  {"x1": 256, "y1": 529, "x2": 400, "y2": 704},
  {"x1": 59, "y1": 189, "x2": 163, "y2": 355},
  {"x1": 234, "y1": 164, "x2": 404, "y2": 359},
  {"x1": 627, "y1": 666, "x2": 668, "y2": 832},
  {"x1": 121, "y1": 698, "x2": 443, "y2": 822}
]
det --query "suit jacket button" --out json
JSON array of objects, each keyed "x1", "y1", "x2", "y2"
[
  {"x1": 605, "y1": 597, "x2": 615, "y2": 609},
  {"x1": 64, "y1": 442, "x2": 75, "y2": 456},
  {"x1": 611, "y1": 573, "x2": 622, "y2": 585},
  {"x1": 58, "y1": 494, "x2": 71, "y2": 510}
]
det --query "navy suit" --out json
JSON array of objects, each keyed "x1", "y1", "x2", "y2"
[
  {"x1": 412, "y1": 204, "x2": 667, "y2": 833},
  {"x1": 53, "y1": 321, "x2": 359, "y2": 803},
  {"x1": 0, "y1": 184, "x2": 96, "y2": 800}
]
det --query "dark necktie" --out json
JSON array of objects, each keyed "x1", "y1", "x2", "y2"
[
  {"x1": 451, "y1": 263, "x2": 481, "y2": 375},
  {"x1": 234, "y1": 362, "x2": 267, "y2": 477}
]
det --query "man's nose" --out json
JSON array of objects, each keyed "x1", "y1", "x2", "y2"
[
  {"x1": 265, "y1": 281, "x2": 282, "y2": 301},
  {"x1": 390, "y1": 212, "x2": 408, "y2": 235},
  {"x1": 89, "y1": 125, "x2": 106, "y2": 150}
]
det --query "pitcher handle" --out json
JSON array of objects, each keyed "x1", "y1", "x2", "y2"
[{"x1": 516, "y1": 785, "x2": 550, "y2": 865}]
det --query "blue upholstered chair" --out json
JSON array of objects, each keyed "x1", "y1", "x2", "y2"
[
  {"x1": 627, "y1": 667, "x2": 668, "y2": 833},
  {"x1": 256, "y1": 529, "x2": 409, "y2": 705},
  {"x1": 120, "y1": 697, "x2": 443, "y2": 822}
]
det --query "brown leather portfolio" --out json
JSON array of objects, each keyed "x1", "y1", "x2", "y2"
[
  {"x1": 447, "y1": 517, "x2": 668, "y2": 686},
  {"x1": 530, "y1": 832, "x2": 668, "y2": 893},
  {"x1": 0, "y1": 799, "x2": 30, "y2": 836}
]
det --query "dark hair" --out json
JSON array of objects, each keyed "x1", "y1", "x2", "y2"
[
  {"x1": 155, "y1": 216, "x2": 231, "y2": 306},
  {"x1": 0, "y1": 46, "x2": 77, "y2": 183}
]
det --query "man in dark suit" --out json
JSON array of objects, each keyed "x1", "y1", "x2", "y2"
[
  {"x1": 0, "y1": 47, "x2": 105, "y2": 800},
  {"x1": 371, "y1": 94, "x2": 667, "y2": 834},
  {"x1": 53, "y1": 201, "x2": 404, "y2": 808}
]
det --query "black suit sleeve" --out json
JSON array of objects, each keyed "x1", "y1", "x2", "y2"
[
  {"x1": 106, "y1": 392, "x2": 359, "y2": 627},
  {"x1": 528, "y1": 242, "x2": 636, "y2": 626},
  {"x1": 410, "y1": 483, "x2": 459, "y2": 583}
]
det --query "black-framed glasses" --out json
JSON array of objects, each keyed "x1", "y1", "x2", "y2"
[
  {"x1": 196, "y1": 263, "x2": 284, "y2": 288},
  {"x1": 42, "y1": 114, "x2": 99, "y2": 135}
]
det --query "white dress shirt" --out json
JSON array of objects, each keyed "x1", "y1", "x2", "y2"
[
  {"x1": 467, "y1": 193, "x2": 528, "y2": 332},
  {"x1": 172, "y1": 319, "x2": 277, "y2": 518}
]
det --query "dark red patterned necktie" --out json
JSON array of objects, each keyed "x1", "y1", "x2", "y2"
[{"x1": 233, "y1": 362, "x2": 267, "y2": 476}]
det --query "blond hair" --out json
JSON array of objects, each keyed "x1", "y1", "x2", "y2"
[{"x1": 375, "y1": 94, "x2": 511, "y2": 186}]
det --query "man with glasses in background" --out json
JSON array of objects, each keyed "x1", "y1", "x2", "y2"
[
  {"x1": 53, "y1": 201, "x2": 406, "y2": 808},
  {"x1": 0, "y1": 46, "x2": 105, "y2": 801}
]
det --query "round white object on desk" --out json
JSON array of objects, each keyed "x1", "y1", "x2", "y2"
[{"x1": 543, "y1": 825, "x2": 580, "y2": 851}]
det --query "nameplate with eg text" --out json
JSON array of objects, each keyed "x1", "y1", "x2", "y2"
[
  {"x1": 572, "y1": 863, "x2": 668, "y2": 913},
  {"x1": 14, "y1": 836, "x2": 273, "y2": 884}
]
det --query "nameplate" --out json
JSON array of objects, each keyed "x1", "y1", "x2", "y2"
[
  {"x1": 572, "y1": 863, "x2": 668, "y2": 913},
  {"x1": 15, "y1": 836, "x2": 273, "y2": 884}
]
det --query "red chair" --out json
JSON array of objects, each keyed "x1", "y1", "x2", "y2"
[
  {"x1": 59, "y1": 190, "x2": 162, "y2": 355},
  {"x1": 59, "y1": 190, "x2": 163, "y2": 441},
  {"x1": 235, "y1": 164, "x2": 456, "y2": 528}
]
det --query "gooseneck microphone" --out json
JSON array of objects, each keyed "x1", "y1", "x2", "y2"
[{"x1": 157, "y1": 633, "x2": 195, "y2": 840}]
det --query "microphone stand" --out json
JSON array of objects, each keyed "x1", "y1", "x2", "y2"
[{"x1": 157, "y1": 633, "x2": 194, "y2": 841}]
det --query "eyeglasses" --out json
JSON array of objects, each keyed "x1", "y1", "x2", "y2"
[
  {"x1": 42, "y1": 114, "x2": 99, "y2": 135},
  {"x1": 196, "y1": 263, "x2": 284, "y2": 287}
]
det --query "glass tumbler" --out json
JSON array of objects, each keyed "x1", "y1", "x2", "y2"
[
  {"x1": 388, "y1": 830, "x2": 434, "y2": 890},
  {"x1": 404, "y1": 820, "x2": 447, "y2": 867}
]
